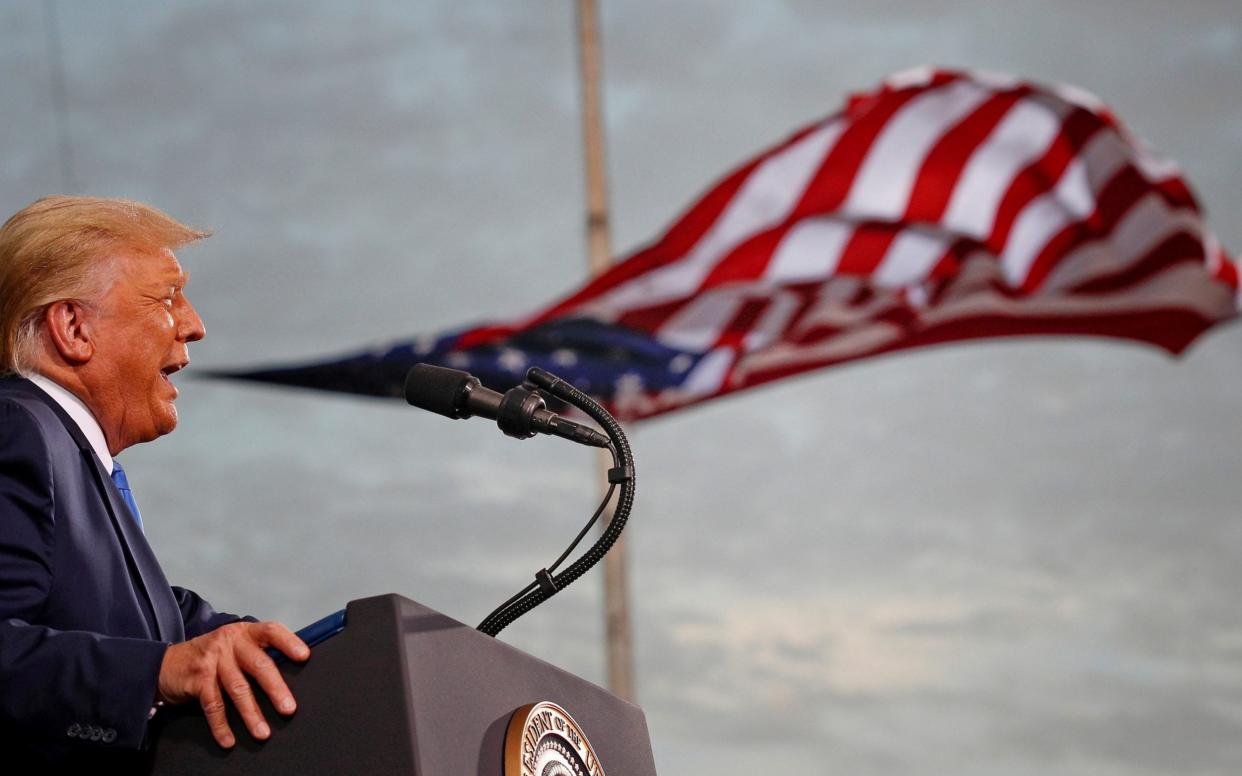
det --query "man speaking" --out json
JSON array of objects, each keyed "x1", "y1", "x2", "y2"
[{"x1": 0, "y1": 196, "x2": 308, "y2": 767}]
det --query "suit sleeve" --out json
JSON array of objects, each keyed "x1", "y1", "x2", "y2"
[
  {"x1": 172, "y1": 586, "x2": 257, "y2": 639},
  {"x1": 0, "y1": 401, "x2": 167, "y2": 751}
]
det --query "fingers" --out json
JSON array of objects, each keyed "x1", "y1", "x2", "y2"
[
  {"x1": 199, "y1": 681, "x2": 236, "y2": 749},
  {"x1": 257, "y1": 621, "x2": 311, "y2": 663},
  {"x1": 236, "y1": 640, "x2": 298, "y2": 717},
  {"x1": 217, "y1": 657, "x2": 271, "y2": 742}
]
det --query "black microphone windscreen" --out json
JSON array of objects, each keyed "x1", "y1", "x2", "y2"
[{"x1": 404, "y1": 363, "x2": 473, "y2": 419}]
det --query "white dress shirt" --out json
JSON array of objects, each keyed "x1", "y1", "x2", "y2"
[{"x1": 27, "y1": 373, "x2": 114, "y2": 475}]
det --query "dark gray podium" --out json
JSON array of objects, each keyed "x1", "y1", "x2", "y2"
[{"x1": 149, "y1": 594, "x2": 657, "y2": 775}]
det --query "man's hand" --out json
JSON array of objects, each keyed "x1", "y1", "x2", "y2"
[{"x1": 157, "y1": 621, "x2": 310, "y2": 748}]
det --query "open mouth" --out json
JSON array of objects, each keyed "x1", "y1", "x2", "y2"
[{"x1": 160, "y1": 361, "x2": 187, "y2": 388}]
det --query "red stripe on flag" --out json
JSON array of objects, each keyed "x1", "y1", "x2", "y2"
[
  {"x1": 793, "y1": 83, "x2": 936, "y2": 217},
  {"x1": 1155, "y1": 176, "x2": 1198, "y2": 212},
  {"x1": 927, "y1": 237, "x2": 982, "y2": 282},
  {"x1": 836, "y1": 222, "x2": 901, "y2": 276},
  {"x1": 854, "y1": 69, "x2": 960, "y2": 113},
  {"x1": 457, "y1": 323, "x2": 520, "y2": 349},
  {"x1": 1020, "y1": 225, "x2": 1087, "y2": 293},
  {"x1": 616, "y1": 296, "x2": 694, "y2": 334},
  {"x1": 904, "y1": 87, "x2": 1031, "y2": 223},
  {"x1": 1216, "y1": 251, "x2": 1240, "y2": 289},
  {"x1": 698, "y1": 224, "x2": 791, "y2": 289},
  {"x1": 1087, "y1": 165, "x2": 1149, "y2": 231},
  {"x1": 713, "y1": 298, "x2": 769, "y2": 351},
  {"x1": 985, "y1": 107, "x2": 1105, "y2": 254}
]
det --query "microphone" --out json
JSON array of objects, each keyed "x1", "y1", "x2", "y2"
[{"x1": 404, "y1": 363, "x2": 611, "y2": 448}]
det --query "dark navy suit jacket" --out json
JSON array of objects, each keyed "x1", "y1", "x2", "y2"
[{"x1": 0, "y1": 375, "x2": 243, "y2": 766}]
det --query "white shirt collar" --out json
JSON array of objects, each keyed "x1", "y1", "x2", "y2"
[{"x1": 27, "y1": 373, "x2": 114, "y2": 474}]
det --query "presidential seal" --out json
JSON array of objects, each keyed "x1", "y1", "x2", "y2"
[{"x1": 504, "y1": 701, "x2": 606, "y2": 776}]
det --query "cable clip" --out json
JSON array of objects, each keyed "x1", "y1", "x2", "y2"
[
  {"x1": 607, "y1": 466, "x2": 634, "y2": 484},
  {"x1": 535, "y1": 568, "x2": 558, "y2": 595}
]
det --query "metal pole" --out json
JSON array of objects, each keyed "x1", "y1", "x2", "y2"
[
  {"x1": 574, "y1": 0, "x2": 634, "y2": 702},
  {"x1": 42, "y1": 0, "x2": 77, "y2": 192}
]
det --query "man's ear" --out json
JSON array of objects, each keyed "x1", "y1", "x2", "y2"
[{"x1": 43, "y1": 300, "x2": 95, "y2": 365}]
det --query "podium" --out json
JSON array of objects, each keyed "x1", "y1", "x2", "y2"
[{"x1": 149, "y1": 594, "x2": 657, "y2": 775}]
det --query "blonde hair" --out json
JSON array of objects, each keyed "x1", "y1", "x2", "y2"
[{"x1": 0, "y1": 196, "x2": 210, "y2": 375}]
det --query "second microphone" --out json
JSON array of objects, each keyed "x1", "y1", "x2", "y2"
[{"x1": 404, "y1": 363, "x2": 611, "y2": 448}]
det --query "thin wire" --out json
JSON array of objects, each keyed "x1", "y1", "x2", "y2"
[
  {"x1": 548, "y1": 482, "x2": 615, "y2": 574},
  {"x1": 477, "y1": 480, "x2": 616, "y2": 632},
  {"x1": 42, "y1": 0, "x2": 77, "y2": 192}
]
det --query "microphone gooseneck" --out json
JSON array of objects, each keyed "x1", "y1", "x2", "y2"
[
  {"x1": 475, "y1": 365, "x2": 636, "y2": 638},
  {"x1": 402, "y1": 363, "x2": 636, "y2": 638}
]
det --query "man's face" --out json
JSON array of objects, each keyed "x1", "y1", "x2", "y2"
[{"x1": 85, "y1": 247, "x2": 205, "y2": 454}]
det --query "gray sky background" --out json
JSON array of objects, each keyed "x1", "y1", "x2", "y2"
[{"x1": 2, "y1": 1, "x2": 1241, "y2": 773}]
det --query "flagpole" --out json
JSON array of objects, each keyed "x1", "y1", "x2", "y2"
[{"x1": 574, "y1": 0, "x2": 635, "y2": 702}]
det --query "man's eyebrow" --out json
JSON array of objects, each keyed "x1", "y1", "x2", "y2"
[{"x1": 149, "y1": 271, "x2": 187, "y2": 293}]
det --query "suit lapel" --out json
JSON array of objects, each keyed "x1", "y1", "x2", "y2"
[
  {"x1": 4, "y1": 377, "x2": 184, "y2": 642},
  {"x1": 87, "y1": 452, "x2": 185, "y2": 642}
]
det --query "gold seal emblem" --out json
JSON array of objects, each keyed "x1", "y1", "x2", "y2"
[{"x1": 504, "y1": 701, "x2": 607, "y2": 776}]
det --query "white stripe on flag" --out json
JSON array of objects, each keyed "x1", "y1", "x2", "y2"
[
  {"x1": 764, "y1": 216, "x2": 853, "y2": 284},
  {"x1": 678, "y1": 347, "x2": 735, "y2": 398},
  {"x1": 1076, "y1": 130, "x2": 1143, "y2": 194},
  {"x1": 656, "y1": 288, "x2": 745, "y2": 352},
  {"x1": 1128, "y1": 134, "x2": 1182, "y2": 182},
  {"x1": 1000, "y1": 196, "x2": 1071, "y2": 286},
  {"x1": 874, "y1": 229, "x2": 948, "y2": 288},
  {"x1": 1205, "y1": 231, "x2": 1223, "y2": 275},
  {"x1": 1105, "y1": 193, "x2": 1202, "y2": 265},
  {"x1": 941, "y1": 98, "x2": 1065, "y2": 240},
  {"x1": 844, "y1": 80, "x2": 993, "y2": 221},
  {"x1": 967, "y1": 68, "x2": 1023, "y2": 91},
  {"x1": 1051, "y1": 81, "x2": 1108, "y2": 116},
  {"x1": 884, "y1": 65, "x2": 937, "y2": 90}
]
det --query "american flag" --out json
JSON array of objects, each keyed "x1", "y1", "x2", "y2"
[{"x1": 226, "y1": 67, "x2": 1239, "y2": 421}]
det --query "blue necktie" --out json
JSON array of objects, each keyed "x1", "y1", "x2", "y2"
[{"x1": 110, "y1": 461, "x2": 144, "y2": 533}]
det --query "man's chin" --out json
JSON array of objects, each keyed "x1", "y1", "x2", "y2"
[
  {"x1": 146, "y1": 403, "x2": 179, "y2": 441},
  {"x1": 158, "y1": 404, "x2": 179, "y2": 436}
]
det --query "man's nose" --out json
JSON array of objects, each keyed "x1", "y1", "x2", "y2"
[{"x1": 178, "y1": 296, "x2": 206, "y2": 342}]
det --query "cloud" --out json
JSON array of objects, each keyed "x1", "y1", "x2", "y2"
[{"x1": 5, "y1": 3, "x2": 1242, "y2": 774}]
